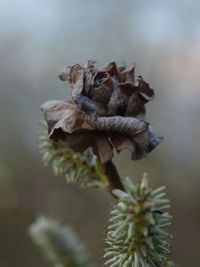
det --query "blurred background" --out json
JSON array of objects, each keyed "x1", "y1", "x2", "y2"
[{"x1": 0, "y1": 0, "x2": 200, "y2": 266}]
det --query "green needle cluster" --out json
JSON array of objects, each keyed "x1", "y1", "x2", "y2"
[{"x1": 104, "y1": 175, "x2": 173, "y2": 267}]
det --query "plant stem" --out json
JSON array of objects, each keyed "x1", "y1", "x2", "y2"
[{"x1": 104, "y1": 161, "x2": 124, "y2": 194}]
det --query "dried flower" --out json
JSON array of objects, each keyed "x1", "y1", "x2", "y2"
[{"x1": 41, "y1": 61, "x2": 162, "y2": 164}]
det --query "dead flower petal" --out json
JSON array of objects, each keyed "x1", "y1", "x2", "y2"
[
  {"x1": 137, "y1": 76, "x2": 154, "y2": 101},
  {"x1": 120, "y1": 64, "x2": 135, "y2": 83},
  {"x1": 101, "y1": 61, "x2": 119, "y2": 77},
  {"x1": 41, "y1": 100, "x2": 95, "y2": 137},
  {"x1": 110, "y1": 133, "x2": 136, "y2": 154},
  {"x1": 92, "y1": 134, "x2": 113, "y2": 164},
  {"x1": 42, "y1": 61, "x2": 163, "y2": 164}
]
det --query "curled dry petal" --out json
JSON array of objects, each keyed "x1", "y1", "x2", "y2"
[
  {"x1": 101, "y1": 61, "x2": 119, "y2": 77},
  {"x1": 120, "y1": 64, "x2": 135, "y2": 83},
  {"x1": 137, "y1": 76, "x2": 154, "y2": 101},
  {"x1": 92, "y1": 133, "x2": 113, "y2": 164},
  {"x1": 41, "y1": 61, "x2": 163, "y2": 164},
  {"x1": 40, "y1": 100, "x2": 94, "y2": 136},
  {"x1": 59, "y1": 64, "x2": 85, "y2": 100}
]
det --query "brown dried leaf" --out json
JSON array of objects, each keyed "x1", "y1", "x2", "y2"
[
  {"x1": 106, "y1": 83, "x2": 133, "y2": 116},
  {"x1": 40, "y1": 100, "x2": 95, "y2": 138},
  {"x1": 147, "y1": 125, "x2": 163, "y2": 152},
  {"x1": 63, "y1": 132, "x2": 93, "y2": 153},
  {"x1": 92, "y1": 115, "x2": 162, "y2": 160},
  {"x1": 75, "y1": 95, "x2": 106, "y2": 116},
  {"x1": 102, "y1": 76, "x2": 114, "y2": 90},
  {"x1": 92, "y1": 134, "x2": 113, "y2": 164},
  {"x1": 101, "y1": 61, "x2": 119, "y2": 77},
  {"x1": 131, "y1": 126, "x2": 163, "y2": 160},
  {"x1": 110, "y1": 133, "x2": 136, "y2": 154},
  {"x1": 89, "y1": 86, "x2": 112, "y2": 106},
  {"x1": 120, "y1": 64, "x2": 135, "y2": 83},
  {"x1": 111, "y1": 128, "x2": 162, "y2": 160},
  {"x1": 91, "y1": 71, "x2": 109, "y2": 87},
  {"x1": 92, "y1": 115, "x2": 148, "y2": 136},
  {"x1": 118, "y1": 64, "x2": 126, "y2": 72},
  {"x1": 58, "y1": 64, "x2": 85, "y2": 100},
  {"x1": 58, "y1": 66, "x2": 71, "y2": 81},
  {"x1": 137, "y1": 76, "x2": 154, "y2": 101},
  {"x1": 125, "y1": 93, "x2": 146, "y2": 118},
  {"x1": 68, "y1": 64, "x2": 84, "y2": 100},
  {"x1": 84, "y1": 60, "x2": 96, "y2": 69},
  {"x1": 88, "y1": 73, "x2": 114, "y2": 107},
  {"x1": 84, "y1": 69, "x2": 93, "y2": 95},
  {"x1": 84, "y1": 60, "x2": 98, "y2": 94}
]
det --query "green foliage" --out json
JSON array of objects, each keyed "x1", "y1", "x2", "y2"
[
  {"x1": 104, "y1": 175, "x2": 174, "y2": 267},
  {"x1": 29, "y1": 216, "x2": 95, "y2": 267},
  {"x1": 39, "y1": 121, "x2": 108, "y2": 187}
]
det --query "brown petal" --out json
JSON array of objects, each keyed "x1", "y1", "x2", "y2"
[
  {"x1": 102, "y1": 76, "x2": 114, "y2": 90},
  {"x1": 70, "y1": 65, "x2": 84, "y2": 100},
  {"x1": 101, "y1": 62, "x2": 119, "y2": 77},
  {"x1": 84, "y1": 60, "x2": 98, "y2": 94},
  {"x1": 118, "y1": 82, "x2": 135, "y2": 95},
  {"x1": 89, "y1": 115, "x2": 162, "y2": 160},
  {"x1": 89, "y1": 86, "x2": 112, "y2": 106},
  {"x1": 91, "y1": 71, "x2": 109, "y2": 87},
  {"x1": 58, "y1": 66, "x2": 71, "y2": 82},
  {"x1": 89, "y1": 72, "x2": 112, "y2": 106},
  {"x1": 131, "y1": 131, "x2": 148, "y2": 159},
  {"x1": 92, "y1": 133, "x2": 113, "y2": 164},
  {"x1": 91, "y1": 115, "x2": 148, "y2": 136},
  {"x1": 84, "y1": 68, "x2": 94, "y2": 94},
  {"x1": 118, "y1": 64, "x2": 126, "y2": 72},
  {"x1": 110, "y1": 133, "x2": 136, "y2": 154},
  {"x1": 75, "y1": 95, "x2": 106, "y2": 116},
  {"x1": 106, "y1": 83, "x2": 133, "y2": 116},
  {"x1": 64, "y1": 132, "x2": 93, "y2": 153},
  {"x1": 58, "y1": 64, "x2": 85, "y2": 100},
  {"x1": 131, "y1": 126, "x2": 163, "y2": 160},
  {"x1": 111, "y1": 127, "x2": 162, "y2": 160},
  {"x1": 125, "y1": 93, "x2": 146, "y2": 118},
  {"x1": 110, "y1": 127, "x2": 148, "y2": 160},
  {"x1": 137, "y1": 76, "x2": 154, "y2": 101},
  {"x1": 84, "y1": 60, "x2": 96, "y2": 69},
  {"x1": 106, "y1": 90, "x2": 126, "y2": 116},
  {"x1": 120, "y1": 64, "x2": 135, "y2": 84},
  {"x1": 147, "y1": 125, "x2": 163, "y2": 152},
  {"x1": 40, "y1": 100, "x2": 95, "y2": 140}
]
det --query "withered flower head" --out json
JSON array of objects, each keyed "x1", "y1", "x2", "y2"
[{"x1": 41, "y1": 61, "x2": 162, "y2": 164}]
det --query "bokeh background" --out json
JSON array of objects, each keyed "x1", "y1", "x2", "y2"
[{"x1": 0, "y1": 0, "x2": 200, "y2": 266}]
